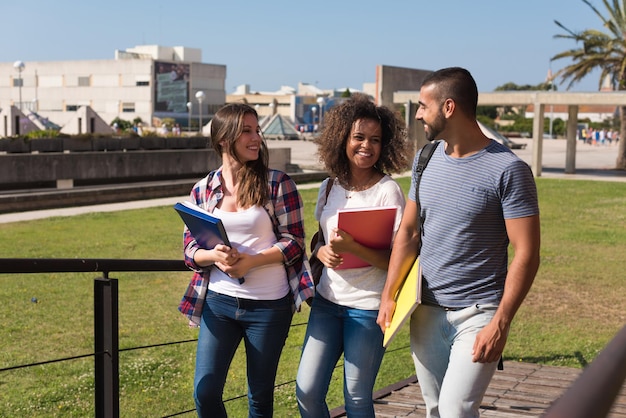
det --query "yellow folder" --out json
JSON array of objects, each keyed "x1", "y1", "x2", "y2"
[{"x1": 383, "y1": 257, "x2": 422, "y2": 348}]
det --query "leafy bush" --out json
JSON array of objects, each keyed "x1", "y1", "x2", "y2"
[
  {"x1": 25, "y1": 130, "x2": 60, "y2": 139},
  {"x1": 111, "y1": 117, "x2": 133, "y2": 131}
]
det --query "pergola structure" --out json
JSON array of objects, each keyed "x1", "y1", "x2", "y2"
[{"x1": 394, "y1": 91, "x2": 626, "y2": 176}]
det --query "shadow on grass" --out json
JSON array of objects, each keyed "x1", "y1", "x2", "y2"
[{"x1": 507, "y1": 351, "x2": 589, "y2": 368}]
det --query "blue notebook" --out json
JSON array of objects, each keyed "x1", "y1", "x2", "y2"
[
  {"x1": 174, "y1": 201, "x2": 245, "y2": 284},
  {"x1": 174, "y1": 201, "x2": 230, "y2": 249}
]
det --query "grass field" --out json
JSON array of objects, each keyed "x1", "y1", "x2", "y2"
[{"x1": 0, "y1": 176, "x2": 625, "y2": 417}]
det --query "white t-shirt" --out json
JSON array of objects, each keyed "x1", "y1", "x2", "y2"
[
  {"x1": 208, "y1": 206, "x2": 289, "y2": 300},
  {"x1": 316, "y1": 175, "x2": 405, "y2": 310}
]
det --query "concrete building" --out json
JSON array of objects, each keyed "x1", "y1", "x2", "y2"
[
  {"x1": 226, "y1": 82, "x2": 363, "y2": 133},
  {"x1": 0, "y1": 45, "x2": 226, "y2": 136}
]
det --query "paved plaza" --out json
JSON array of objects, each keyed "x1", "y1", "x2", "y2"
[{"x1": 266, "y1": 136, "x2": 626, "y2": 181}]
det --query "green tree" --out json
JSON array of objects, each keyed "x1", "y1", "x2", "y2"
[
  {"x1": 110, "y1": 117, "x2": 132, "y2": 131},
  {"x1": 495, "y1": 82, "x2": 552, "y2": 91},
  {"x1": 477, "y1": 105, "x2": 498, "y2": 119},
  {"x1": 552, "y1": 0, "x2": 626, "y2": 169},
  {"x1": 494, "y1": 81, "x2": 556, "y2": 117}
]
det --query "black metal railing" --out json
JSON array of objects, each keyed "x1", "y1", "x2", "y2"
[
  {"x1": 4, "y1": 258, "x2": 625, "y2": 418},
  {"x1": 0, "y1": 258, "x2": 188, "y2": 418},
  {"x1": 0, "y1": 257, "x2": 411, "y2": 418}
]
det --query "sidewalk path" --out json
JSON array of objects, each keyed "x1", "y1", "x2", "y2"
[{"x1": 512, "y1": 138, "x2": 626, "y2": 182}]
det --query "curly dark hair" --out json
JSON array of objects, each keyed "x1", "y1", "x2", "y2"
[{"x1": 315, "y1": 93, "x2": 410, "y2": 183}]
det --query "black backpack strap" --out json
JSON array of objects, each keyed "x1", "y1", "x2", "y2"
[
  {"x1": 415, "y1": 141, "x2": 439, "y2": 191},
  {"x1": 415, "y1": 141, "x2": 439, "y2": 248}
]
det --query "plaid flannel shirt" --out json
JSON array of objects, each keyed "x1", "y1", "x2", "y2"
[{"x1": 178, "y1": 168, "x2": 315, "y2": 326}]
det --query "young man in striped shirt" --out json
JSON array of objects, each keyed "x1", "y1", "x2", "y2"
[{"x1": 378, "y1": 67, "x2": 541, "y2": 418}]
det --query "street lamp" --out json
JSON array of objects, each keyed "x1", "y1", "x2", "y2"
[
  {"x1": 311, "y1": 106, "x2": 317, "y2": 132},
  {"x1": 195, "y1": 91, "x2": 205, "y2": 134},
  {"x1": 14, "y1": 60, "x2": 25, "y2": 110},
  {"x1": 316, "y1": 97, "x2": 325, "y2": 127},
  {"x1": 186, "y1": 102, "x2": 192, "y2": 134},
  {"x1": 546, "y1": 68, "x2": 555, "y2": 139}
]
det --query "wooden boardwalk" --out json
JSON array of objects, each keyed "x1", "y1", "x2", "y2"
[{"x1": 331, "y1": 361, "x2": 626, "y2": 417}]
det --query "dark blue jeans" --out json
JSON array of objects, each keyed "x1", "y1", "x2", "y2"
[{"x1": 194, "y1": 289, "x2": 294, "y2": 418}]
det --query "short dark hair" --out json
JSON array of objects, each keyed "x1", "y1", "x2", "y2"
[{"x1": 421, "y1": 67, "x2": 478, "y2": 117}]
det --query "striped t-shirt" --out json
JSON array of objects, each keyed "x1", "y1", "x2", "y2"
[{"x1": 408, "y1": 140, "x2": 539, "y2": 308}]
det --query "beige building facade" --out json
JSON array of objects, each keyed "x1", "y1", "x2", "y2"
[{"x1": 0, "y1": 45, "x2": 226, "y2": 135}]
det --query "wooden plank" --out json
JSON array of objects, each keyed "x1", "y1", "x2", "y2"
[{"x1": 336, "y1": 361, "x2": 626, "y2": 418}]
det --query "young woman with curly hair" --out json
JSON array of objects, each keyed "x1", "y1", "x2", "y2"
[{"x1": 296, "y1": 93, "x2": 411, "y2": 417}]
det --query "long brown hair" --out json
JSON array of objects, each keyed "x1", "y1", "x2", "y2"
[{"x1": 210, "y1": 103, "x2": 269, "y2": 208}]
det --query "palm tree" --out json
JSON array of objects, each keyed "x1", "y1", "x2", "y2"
[{"x1": 552, "y1": 0, "x2": 626, "y2": 170}]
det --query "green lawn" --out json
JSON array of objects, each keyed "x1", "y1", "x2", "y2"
[{"x1": 0, "y1": 176, "x2": 625, "y2": 417}]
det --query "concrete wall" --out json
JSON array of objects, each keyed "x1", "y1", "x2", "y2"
[
  {"x1": 0, "y1": 148, "x2": 291, "y2": 190},
  {"x1": 375, "y1": 65, "x2": 432, "y2": 108}
]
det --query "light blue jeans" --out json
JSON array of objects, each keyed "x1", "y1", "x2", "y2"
[
  {"x1": 194, "y1": 289, "x2": 293, "y2": 418},
  {"x1": 410, "y1": 303, "x2": 500, "y2": 418},
  {"x1": 296, "y1": 295, "x2": 386, "y2": 418}
]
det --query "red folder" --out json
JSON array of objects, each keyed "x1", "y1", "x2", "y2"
[{"x1": 335, "y1": 206, "x2": 397, "y2": 269}]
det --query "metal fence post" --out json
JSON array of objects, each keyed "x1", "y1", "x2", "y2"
[{"x1": 94, "y1": 276, "x2": 119, "y2": 418}]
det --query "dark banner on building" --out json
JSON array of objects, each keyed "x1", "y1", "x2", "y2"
[{"x1": 154, "y1": 61, "x2": 190, "y2": 113}]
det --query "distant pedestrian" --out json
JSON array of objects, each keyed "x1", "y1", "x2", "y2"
[
  {"x1": 586, "y1": 127, "x2": 594, "y2": 145},
  {"x1": 580, "y1": 127, "x2": 587, "y2": 143},
  {"x1": 600, "y1": 128, "x2": 607, "y2": 146}
]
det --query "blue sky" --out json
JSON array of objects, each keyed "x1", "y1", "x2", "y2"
[{"x1": 2, "y1": 0, "x2": 608, "y2": 93}]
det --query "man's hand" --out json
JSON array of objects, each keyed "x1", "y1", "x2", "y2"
[
  {"x1": 471, "y1": 320, "x2": 509, "y2": 363},
  {"x1": 376, "y1": 297, "x2": 396, "y2": 332}
]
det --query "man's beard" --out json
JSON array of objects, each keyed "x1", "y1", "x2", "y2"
[{"x1": 423, "y1": 112, "x2": 446, "y2": 142}]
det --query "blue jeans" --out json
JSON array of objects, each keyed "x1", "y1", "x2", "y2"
[
  {"x1": 296, "y1": 296, "x2": 386, "y2": 418},
  {"x1": 410, "y1": 304, "x2": 500, "y2": 418},
  {"x1": 194, "y1": 290, "x2": 293, "y2": 418}
]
